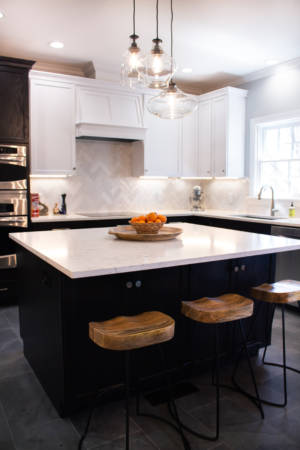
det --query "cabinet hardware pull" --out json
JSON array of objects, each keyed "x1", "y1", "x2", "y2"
[
  {"x1": 0, "y1": 287, "x2": 8, "y2": 292},
  {"x1": 135, "y1": 280, "x2": 142, "y2": 288},
  {"x1": 126, "y1": 281, "x2": 133, "y2": 289},
  {"x1": 234, "y1": 266, "x2": 239, "y2": 272},
  {"x1": 241, "y1": 264, "x2": 246, "y2": 271}
]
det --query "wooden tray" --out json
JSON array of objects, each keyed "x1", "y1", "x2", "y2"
[{"x1": 108, "y1": 225, "x2": 183, "y2": 241}]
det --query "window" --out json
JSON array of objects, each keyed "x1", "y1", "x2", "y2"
[{"x1": 251, "y1": 115, "x2": 300, "y2": 198}]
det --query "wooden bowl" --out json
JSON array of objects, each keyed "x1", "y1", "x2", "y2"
[{"x1": 129, "y1": 221, "x2": 164, "y2": 234}]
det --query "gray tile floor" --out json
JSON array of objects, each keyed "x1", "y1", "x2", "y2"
[{"x1": 0, "y1": 305, "x2": 300, "y2": 449}]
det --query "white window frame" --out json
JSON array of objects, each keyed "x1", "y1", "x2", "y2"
[{"x1": 249, "y1": 109, "x2": 300, "y2": 198}]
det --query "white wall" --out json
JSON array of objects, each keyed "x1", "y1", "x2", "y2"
[{"x1": 240, "y1": 66, "x2": 300, "y2": 175}]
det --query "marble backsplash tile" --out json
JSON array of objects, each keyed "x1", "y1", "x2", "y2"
[{"x1": 30, "y1": 140, "x2": 249, "y2": 213}]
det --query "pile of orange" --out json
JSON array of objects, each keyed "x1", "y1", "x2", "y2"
[{"x1": 130, "y1": 212, "x2": 167, "y2": 224}]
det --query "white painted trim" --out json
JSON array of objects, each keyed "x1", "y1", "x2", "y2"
[
  {"x1": 249, "y1": 109, "x2": 300, "y2": 196},
  {"x1": 76, "y1": 123, "x2": 146, "y2": 141}
]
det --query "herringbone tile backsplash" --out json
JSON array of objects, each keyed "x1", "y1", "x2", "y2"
[{"x1": 30, "y1": 140, "x2": 249, "y2": 213}]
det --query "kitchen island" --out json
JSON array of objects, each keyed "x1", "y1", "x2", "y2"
[{"x1": 10, "y1": 223, "x2": 300, "y2": 416}]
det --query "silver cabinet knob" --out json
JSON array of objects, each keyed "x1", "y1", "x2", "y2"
[
  {"x1": 234, "y1": 266, "x2": 239, "y2": 272},
  {"x1": 126, "y1": 281, "x2": 133, "y2": 289},
  {"x1": 135, "y1": 280, "x2": 142, "y2": 288},
  {"x1": 241, "y1": 264, "x2": 246, "y2": 271}
]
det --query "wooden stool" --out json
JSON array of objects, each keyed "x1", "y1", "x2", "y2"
[
  {"x1": 79, "y1": 311, "x2": 190, "y2": 450},
  {"x1": 178, "y1": 294, "x2": 263, "y2": 441},
  {"x1": 248, "y1": 280, "x2": 300, "y2": 407}
]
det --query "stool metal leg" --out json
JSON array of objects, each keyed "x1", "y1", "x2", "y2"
[
  {"x1": 170, "y1": 324, "x2": 220, "y2": 442},
  {"x1": 125, "y1": 351, "x2": 130, "y2": 450},
  {"x1": 135, "y1": 345, "x2": 191, "y2": 450},
  {"x1": 237, "y1": 320, "x2": 264, "y2": 419}
]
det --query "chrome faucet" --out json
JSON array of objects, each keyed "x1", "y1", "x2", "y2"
[{"x1": 258, "y1": 185, "x2": 278, "y2": 216}]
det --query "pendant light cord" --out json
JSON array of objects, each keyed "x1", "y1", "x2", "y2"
[
  {"x1": 156, "y1": 0, "x2": 159, "y2": 39},
  {"x1": 170, "y1": 0, "x2": 174, "y2": 58},
  {"x1": 133, "y1": 0, "x2": 136, "y2": 35}
]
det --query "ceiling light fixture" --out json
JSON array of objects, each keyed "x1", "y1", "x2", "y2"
[
  {"x1": 140, "y1": 0, "x2": 175, "y2": 89},
  {"x1": 121, "y1": 0, "x2": 143, "y2": 88},
  {"x1": 147, "y1": 0, "x2": 198, "y2": 120},
  {"x1": 0, "y1": 11, "x2": 5, "y2": 19},
  {"x1": 182, "y1": 68, "x2": 193, "y2": 73},
  {"x1": 49, "y1": 41, "x2": 64, "y2": 49}
]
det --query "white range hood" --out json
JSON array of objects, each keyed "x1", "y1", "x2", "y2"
[
  {"x1": 76, "y1": 83, "x2": 146, "y2": 142},
  {"x1": 76, "y1": 122, "x2": 146, "y2": 142}
]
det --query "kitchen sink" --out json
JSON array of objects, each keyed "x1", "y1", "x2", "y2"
[{"x1": 230, "y1": 213, "x2": 288, "y2": 221}]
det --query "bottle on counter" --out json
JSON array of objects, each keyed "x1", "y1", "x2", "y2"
[
  {"x1": 31, "y1": 193, "x2": 40, "y2": 218},
  {"x1": 60, "y1": 193, "x2": 67, "y2": 215},
  {"x1": 289, "y1": 201, "x2": 296, "y2": 218}
]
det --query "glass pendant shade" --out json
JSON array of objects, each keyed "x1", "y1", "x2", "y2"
[
  {"x1": 147, "y1": 81, "x2": 198, "y2": 119},
  {"x1": 121, "y1": 34, "x2": 144, "y2": 88},
  {"x1": 140, "y1": 38, "x2": 175, "y2": 89}
]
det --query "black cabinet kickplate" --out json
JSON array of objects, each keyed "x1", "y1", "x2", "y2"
[{"x1": 144, "y1": 382, "x2": 198, "y2": 406}]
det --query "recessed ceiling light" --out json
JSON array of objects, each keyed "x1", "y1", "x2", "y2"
[
  {"x1": 0, "y1": 11, "x2": 5, "y2": 19},
  {"x1": 182, "y1": 67, "x2": 193, "y2": 73},
  {"x1": 49, "y1": 41, "x2": 64, "y2": 49},
  {"x1": 265, "y1": 59, "x2": 279, "y2": 66}
]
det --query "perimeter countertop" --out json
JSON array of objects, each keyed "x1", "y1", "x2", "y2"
[
  {"x1": 30, "y1": 209, "x2": 300, "y2": 228},
  {"x1": 9, "y1": 222, "x2": 300, "y2": 279}
]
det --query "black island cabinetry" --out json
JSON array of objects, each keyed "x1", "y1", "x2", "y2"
[{"x1": 17, "y1": 246, "x2": 275, "y2": 417}]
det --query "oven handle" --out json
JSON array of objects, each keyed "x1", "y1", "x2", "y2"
[
  {"x1": 0, "y1": 217, "x2": 28, "y2": 227},
  {"x1": 0, "y1": 158, "x2": 26, "y2": 167}
]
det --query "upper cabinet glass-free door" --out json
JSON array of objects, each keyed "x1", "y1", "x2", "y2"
[{"x1": 30, "y1": 75, "x2": 76, "y2": 176}]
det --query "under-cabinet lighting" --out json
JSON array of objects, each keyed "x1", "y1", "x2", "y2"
[
  {"x1": 180, "y1": 177, "x2": 212, "y2": 180},
  {"x1": 139, "y1": 176, "x2": 168, "y2": 180},
  {"x1": 49, "y1": 41, "x2": 64, "y2": 49},
  {"x1": 30, "y1": 174, "x2": 70, "y2": 179},
  {"x1": 182, "y1": 68, "x2": 193, "y2": 73}
]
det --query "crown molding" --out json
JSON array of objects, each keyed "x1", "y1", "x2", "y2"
[
  {"x1": 232, "y1": 56, "x2": 300, "y2": 87},
  {"x1": 33, "y1": 60, "x2": 86, "y2": 77}
]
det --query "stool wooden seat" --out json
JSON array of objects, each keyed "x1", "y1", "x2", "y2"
[
  {"x1": 181, "y1": 293, "x2": 254, "y2": 324},
  {"x1": 89, "y1": 311, "x2": 175, "y2": 351},
  {"x1": 250, "y1": 279, "x2": 300, "y2": 304}
]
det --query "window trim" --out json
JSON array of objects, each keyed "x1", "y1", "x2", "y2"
[{"x1": 249, "y1": 109, "x2": 300, "y2": 198}]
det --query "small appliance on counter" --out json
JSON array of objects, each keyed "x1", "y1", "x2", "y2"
[{"x1": 190, "y1": 185, "x2": 205, "y2": 211}]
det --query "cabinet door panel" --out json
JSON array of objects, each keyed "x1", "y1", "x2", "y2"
[
  {"x1": 30, "y1": 79, "x2": 75, "y2": 175},
  {"x1": 181, "y1": 112, "x2": 198, "y2": 176},
  {"x1": 0, "y1": 69, "x2": 28, "y2": 142},
  {"x1": 198, "y1": 101, "x2": 212, "y2": 177},
  {"x1": 143, "y1": 99, "x2": 180, "y2": 176},
  {"x1": 212, "y1": 96, "x2": 227, "y2": 176}
]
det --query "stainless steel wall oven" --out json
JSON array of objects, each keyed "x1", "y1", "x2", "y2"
[{"x1": 0, "y1": 144, "x2": 28, "y2": 302}]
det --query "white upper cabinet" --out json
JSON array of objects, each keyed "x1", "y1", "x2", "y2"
[
  {"x1": 180, "y1": 87, "x2": 247, "y2": 178},
  {"x1": 132, "y1": 95, "x2": 181, "y2": 177},
  {"x1": 30, "y1": 72, "x2": 76, "y2": 175}
]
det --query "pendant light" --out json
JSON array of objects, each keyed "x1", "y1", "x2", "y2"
[
  {"x1": 121, "y1": 0, "x2": 144, "y2": 88},
  {"x1": 147, "y1": 0, "x2": 198, "y2": 119},
  {"x1": 139, "y1": 0, "x2": 175, "y2": 89}
]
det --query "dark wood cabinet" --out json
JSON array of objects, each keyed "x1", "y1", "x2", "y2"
[
  {"x1": 18, "y1": 246, "x2": 275, "y2": 416},
  {"x1": 0, "y1": 57, "x2": 34, "y2": 143}
]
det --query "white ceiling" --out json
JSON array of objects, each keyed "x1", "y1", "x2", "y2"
[{"x1": 1, "y1": 0, "x2": 300, "y2": 91}]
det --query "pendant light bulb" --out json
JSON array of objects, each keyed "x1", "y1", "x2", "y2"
[
  {"x1": 139, "y1": 0, "x2": 175, "y2": 89},
  {"x1": 147, "y1": 80, "x2": 198, "y2": 119},
  {"x1": 121, "y1": 0, "x2": 144, "y2": 89},
  {"x1": 147, "y1": 0, "x2": 198, "y2": 119}
]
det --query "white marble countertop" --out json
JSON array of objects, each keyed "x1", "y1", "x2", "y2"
[
  {"x1": 30, "y1": 209, "x2": 300, "y2": 228},
  {"x1": 10, "y1": 222, "x2": 300, "y2": 279}
]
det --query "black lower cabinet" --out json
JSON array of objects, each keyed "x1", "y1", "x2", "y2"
[{"x1": 17, "y1": 247, "x2": 275, "y2": 416}]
